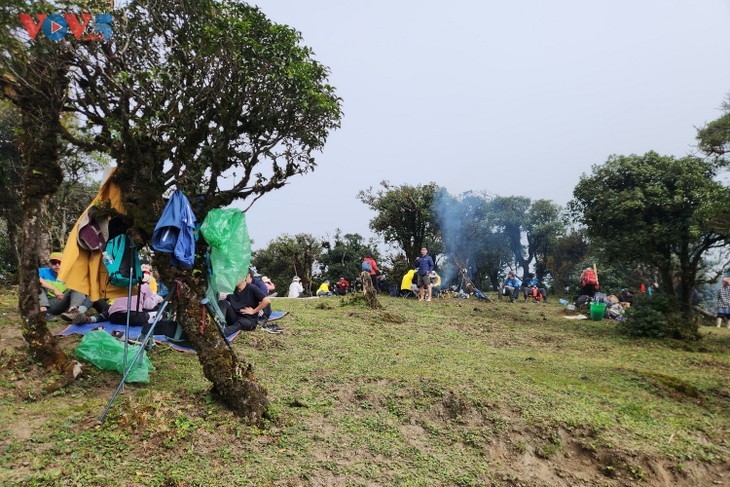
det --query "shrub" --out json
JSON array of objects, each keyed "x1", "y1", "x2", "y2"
[{"x1": 620, "y1": 293, "x2": 700, "y2": 340}]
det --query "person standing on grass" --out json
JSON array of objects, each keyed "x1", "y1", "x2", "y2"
[
  {"x1": 415, "y1": 247, "x2": 435, "y2": 302},
  {"x1": 716, "y1": 277, "x2": 730, "y2": 328},
  {"x1": 362, "y1": 255, "x2": 379, "y2": 291}
]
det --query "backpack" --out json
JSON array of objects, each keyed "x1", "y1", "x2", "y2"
[
  {"x1": 362, "y1": 260, "x2": 372, "y2": 272},
  {"x1": 581, "y1": 269, "x2": 598, "y2": 286},
  {"x1": 103, "y1": 234, "x2": 143, "y2": 288}
]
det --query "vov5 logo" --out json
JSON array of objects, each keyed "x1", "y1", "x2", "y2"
[{"x1": 19, "y1": 13, "x2": 113, "y2": 41}]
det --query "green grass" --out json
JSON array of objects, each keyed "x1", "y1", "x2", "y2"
[{"x1": 0, "y1": 291, "x2": 728, "y2": 486}]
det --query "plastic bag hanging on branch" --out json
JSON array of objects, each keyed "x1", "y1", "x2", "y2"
[{"x1": 200, "y1": 209, "x2": 251, "y2": 293}]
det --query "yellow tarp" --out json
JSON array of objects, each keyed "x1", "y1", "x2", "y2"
[{"x1": 58, "y1": 168, "x2": 134, "y2": 301}]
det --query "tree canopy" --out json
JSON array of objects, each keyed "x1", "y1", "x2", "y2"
[
  {"x1": 358, "y1": 181, "x2": 441, "y2": 262},
  {"x1": 252, "y1": 233, "x2": 323, "y2": 295},
  {"x1": 0, "y1": 0, "x2": 342, "y2": 419},
  {"x1": 318, "y1": 231, "x2": 379, "y2": 283},
  {"x1": 697, "y1": 95, "x2": 730, "y2": 161},
  {"x1": 571, "y1": 151, "x2": 730, "y2": 320}
]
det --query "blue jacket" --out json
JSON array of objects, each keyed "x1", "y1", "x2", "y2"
[
  {"x1": 152, "y1": 191, "x2": 197, "y2": 268},
  {"x1": 415, "y1": 255, "x2": 434, "y2": 275},
  {"x1": 503, "y1": 277, "x2": 521, "y2": 288}
]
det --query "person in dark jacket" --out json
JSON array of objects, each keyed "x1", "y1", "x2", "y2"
[
  {"x1": 218, "y1": 269, "x2": 281, "y2": 334},
  {"x1": 415, "y1": 247, "x2": 435, "y2": 302}
]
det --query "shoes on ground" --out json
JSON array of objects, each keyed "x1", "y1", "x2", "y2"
[
  {"x1": 60, "y1": 307, "x2": 82, "y2": 322},
  {"x1": 262, "y1": 323, "x2": 283, "y2": 334},
  {"x1": 45, "y1": 313, "x2": 58, "y2": 322},
  {"x1": 72, "y1": 313, "x2": 91, "y2": 325}
]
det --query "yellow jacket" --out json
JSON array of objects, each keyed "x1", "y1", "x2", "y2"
[{"x1": 58, "y1": 168, "x2": 134, "y2": 301}]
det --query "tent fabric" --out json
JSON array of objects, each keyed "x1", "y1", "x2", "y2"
[
  {"x1": 151, "y1": 190, "x2": 197, "y2": 269},
  {"x1": 400, "y1": 269, "x2": 416, "y2": 291},
  {"x1": 58, "y1": 168, "x2": 131, "y2": 301},
  {"x1": 55, "y1": 321, "x2": 241, "y2": 353}
]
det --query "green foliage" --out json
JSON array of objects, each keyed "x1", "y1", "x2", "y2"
[
  {"x1": 358, "y1": 181, "x2": 442, "y2": 262},
  {"x1": 252, "y1": 233, "x2": 322, "y2": 294},
  {"x1": 66, "y1": 0, "x2": 342, "y2": 223},
  {"x1": 525, "y1": 199, "x2": 565, "y2": 282},
  {"x1": 620, "y1": 293, "x2": 700, "y2": 340},
  {"x1": 546, "y1": 230, "x2": 589, "y2": 293},
  {"x1": 318, "y1": 231, "x2": 379, "y2": 282},
  {"x1": 697, "y1": 95, "x2": 730, "y2": 161},
  {"x1": 571, "y1": 151, "x2": 730, "y2": 317},
  {"x1": 433, "y1": 191, "x2": 565, "y2": 291},
  {"x1": 433, "y1": 190, "x2": 512, "y2": 290}
]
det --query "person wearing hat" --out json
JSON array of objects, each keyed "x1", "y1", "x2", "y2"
[
  {"x1": 38, "y1": 252, "x2": 90, "y2": 322},
  {"x1": 261, "y1": 276, "x2": 276, "y2": 295},
  {"x1": 250, "y1": 270, "x2": 281, "y2": 332},
  {"x1": 288, "y1": 276, "x2": 304, "y2": 298}
]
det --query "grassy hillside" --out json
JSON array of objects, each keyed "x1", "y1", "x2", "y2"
[{"x1": 0, "y1": 289, "x2": 728, "y2": 486}]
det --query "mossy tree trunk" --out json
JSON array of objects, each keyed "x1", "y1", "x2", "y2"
[
  {"x1": 361, "y1": 271, "x2": 382, "y2": 309},
  {"x1": 173, "y1": 277, "x2": 269, "y2": 424},
  {"x1": 13, "y1": 49, "x2": 76, "y2": 378}
]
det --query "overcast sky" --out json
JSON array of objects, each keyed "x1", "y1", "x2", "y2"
[{"x1": 243, "y1": 0, "x2": 730, "y2": 250}]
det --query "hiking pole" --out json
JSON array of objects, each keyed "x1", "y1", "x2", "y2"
[
  {"x1": 200, "y1": 297, "x2": 236, "y2": 355},
  {"x1": 98, "y1": 282, "x2": 177, "y2": 425},
  {"x1": 122, "y1": 236, "x2": 137, "y2": 389}
]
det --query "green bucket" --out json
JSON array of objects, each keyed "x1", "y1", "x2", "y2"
[{"x1": 590, "y1": 302, "x2": 607, "y2": 321}]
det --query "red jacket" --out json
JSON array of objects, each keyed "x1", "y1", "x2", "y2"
[{"x1": 363, "y1": 257, "x2": 378, "y2": 275}]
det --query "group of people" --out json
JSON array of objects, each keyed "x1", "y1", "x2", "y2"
[
  {"x1": 40, "y1": 251, "x2": 285, "y2": 336},
  {"x1": 38, "y1": 252, "x2": 167, "y2": 327},
  {"x1": 219, "y1": 269, "x2": 283, "y2": 335},
  {"x1": 501, "y1": 271, "x2": 548, "y2": 303}
]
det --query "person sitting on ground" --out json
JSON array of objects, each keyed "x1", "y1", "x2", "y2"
[
  {"x1": 38, "y1": 252, "x2": 91, "y2": 322},
  {"x1": 579, "y1": 267, "x2": 599, "y2": 297},
  {"x1": 251, "y1": 271, "x2": 273, "y2": 322},
  {"x1": 335, "y1": 277, "x2": 349, "y2": 296},
  {"x1": 288, "y1": 276, "x2": 305, "y2": 298},
  {"x1": 107, "y1": 279, "x2": 162, "y2": 326},
  {"x1": 261, "y1": 276, "x2": 277, "y2": 296},
  {"x1": 521, "y1": 273, "x2": 547, "y2": 302},
  {"x1": 716, "y1": 277, "x2": 730, "y2": 328},
  {"x1": 376, "y1": 274, "x2": 389, "y2": 294},
  {"x1": 618, "y1": 289, "x2": 634, "y2": 306},
  {"x1": 501, "y1": 271, "x2": 521, "y2": 302},
  {"x1": 317, "y1": 280, "x2": 333, "y2": 296},
  {"x1": 218, "y1": 269, "x2": 281, "y2": 334},
  {"x1": 415, "y1": 247, "x2": 435, "y2": 302},
  {"x1": 430, "y1": 271, "x2": 442, "y2": 297}
]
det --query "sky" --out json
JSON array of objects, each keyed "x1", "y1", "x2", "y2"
[{"x1": 242, "y1": 0, "x2": 730, "y2": 250}]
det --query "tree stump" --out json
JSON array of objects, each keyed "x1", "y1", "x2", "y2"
[{"x1": 361, "y1": 271, "x2": 382, "y2": 309}]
